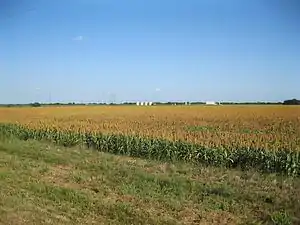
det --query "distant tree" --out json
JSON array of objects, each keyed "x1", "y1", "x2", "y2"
[
  {"x1": 283, "y1": 99, "x2": 300, "y2": 105},
  {"x1": 31, "y1": 102, "x2": 41, "y2": 107}
]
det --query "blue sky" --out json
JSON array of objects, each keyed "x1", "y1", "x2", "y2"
[{"x1": 1, "y1": 0, "x2": 299, "y2": 103}]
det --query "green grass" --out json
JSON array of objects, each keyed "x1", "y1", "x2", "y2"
[{"x1": 0, "y1": 138, "x2": 300, "y2": 224}]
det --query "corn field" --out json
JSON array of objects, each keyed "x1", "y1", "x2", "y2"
[{"x1": 0, "y1": 105, "x2": 299, "y2": 175}]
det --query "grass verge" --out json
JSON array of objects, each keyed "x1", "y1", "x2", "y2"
[{"x1": 0, "y1": 137, "x2": 300, "y2": 224}]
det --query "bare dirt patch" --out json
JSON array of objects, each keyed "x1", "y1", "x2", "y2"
[
  {"x1": 41, "y1": 164, "x2": 79, "y2": 189},
  {"x1": 198, "y1": 211, "x2": 240, "y2": 225}
]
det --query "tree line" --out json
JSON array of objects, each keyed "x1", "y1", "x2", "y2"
[{"x1": 0, "y1": 99, "x2": 299, "y2": 107}]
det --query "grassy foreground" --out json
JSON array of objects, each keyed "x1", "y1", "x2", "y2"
[{"x1": 0, "y1": 138, "x2": 300, "y2": 225}]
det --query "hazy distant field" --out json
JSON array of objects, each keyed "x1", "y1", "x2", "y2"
[{"x1": 0, "y1": 105, "x2": 299, "y2": 152}]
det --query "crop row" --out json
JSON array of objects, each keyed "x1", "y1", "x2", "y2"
[
  {"x1": 0, "y1": 106, "x2": 299, "y2": 152},
  {"x1": 0, "y1": 123, "x2": 299, "y2": 176}
]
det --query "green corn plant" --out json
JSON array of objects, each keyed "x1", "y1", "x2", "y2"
[{"x1": 0, "y1": 123, "x2": 299, "y2": 176}]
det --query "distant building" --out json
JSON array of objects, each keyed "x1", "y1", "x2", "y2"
[
  {"x1": 206, "y1": 101, "x2": 217, "y2": 105},
  {"x1": 136, "y1": 101, "x2": 153, "y2": 106}
]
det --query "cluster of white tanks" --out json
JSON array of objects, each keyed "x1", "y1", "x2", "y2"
[
  {"x1": 205, "y1": 101, "x2": 217, "y2": 105},
  {"x1": 136, "y1": 102, "x2": 153, "y2": 106}
]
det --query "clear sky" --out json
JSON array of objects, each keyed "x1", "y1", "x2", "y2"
[{"x1": 1, "y1": 0, "x2": 299, "y2": 104}]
